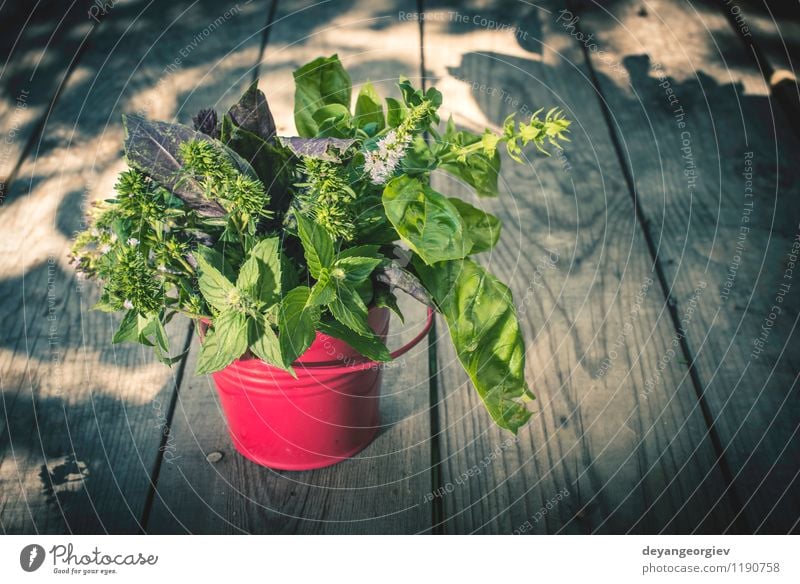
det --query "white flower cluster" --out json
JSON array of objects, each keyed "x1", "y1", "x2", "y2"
[{"x1": 363, "y1": 130, "x2": 411, "y2": 184}]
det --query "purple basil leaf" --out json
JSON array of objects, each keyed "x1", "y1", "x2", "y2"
[
  {"x1": 192, "y1": 108, "x2": 219, "y2": 138},
  {"x1": 279, "y1": 136, "x2": 356, "y2": 162},
  {"x1": 228, "y1": 81, "x2": 276, "y2": 141}
]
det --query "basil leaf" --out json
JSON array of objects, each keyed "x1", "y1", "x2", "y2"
[
  {"x1": 373, "y1": 284, "x2": 404, "y2": 323},
  {"x1": 122, "y1": 115, "x2": 259, "y2": 214},
  {"x1": 220, "y1": 114, "x2": 292, "y2": 213},
  {"x1": 194, "y1": 252, "x2": 236, "y2": 311},
  {"x1": 385, "y1": 97, "x2": 406, "y2": 127},
  {"x1": 311, "y1": 103, "x2": 351, "y2": 125},
  {"x1": 449, "y1": 197, "x2": 501, "y2": 254},
  {"x1": 382, "y1": 175, "x2": 470, "y2": 265},
  {"x1": 375, "y1": 262, "x2": 431, "y2": 305},
  {"x1": 329, "y1": 282, "x2": 371, "y2": 335},
  {"x1": 354, "y1": 82, "x2": 385, "y2": 131},
  {"x1": 227, "y1": 80, "x2": 276, "y2": 141},
  {"x1": 248, "y1": 314, "x2": 290, "y2": 372},
  {"x1": 334, "y1": 256, "x2": 382, "y2": 284},
  {"x1": 415, "y1": 257, "x2": 533, "y2": 433},
  {"x1": 317, "y1": 318, "x2": 391, "y2": 362},
  {"x1": 280, "y1": 136, "x2": 356, "y2": 162},
  {"x1": 237, "y1": 237, "x2": 281, "y2": 305},
  {"x1": 295, "y1": 212, "x2": 334, "y2": 278},
  {"x1": 279, "y1": 286, "x2": 321, "y2": 363},
  {"x1": 293, "y1": 54, "x2": 352, "y2": 137}
]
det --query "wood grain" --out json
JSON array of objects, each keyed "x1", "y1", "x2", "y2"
[
  {"x1": 423, "y1": 0, "x2": 739, "y2": 534},
  {"x1": 571, "y1": 0, "x2": 800, "y2": 532},
  {"x1": 145, "y1": 0, "x2": 435, "y2": 534},
  {"x1": 0, "y1": 0, "x2": 95, "y2": 196},
  {"x1": 0, "y1": 0, "x2": 271, "y2": 534}
]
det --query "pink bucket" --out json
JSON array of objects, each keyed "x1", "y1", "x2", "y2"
[{"x1": 209, "y1": 307, "x2": 433, "y2": 471}]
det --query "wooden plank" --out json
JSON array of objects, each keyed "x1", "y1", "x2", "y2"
[
  {"x1": 0, "y1": 0, "x2": 95, "y2": 198},
  {"x1": 146, "y1": 0, "x2": 434, "y2": 534},
  {"x1": 726, "y1": 1, "x2": 800, "y2": 130},
  {"x1": 571, "y1": 0, "x2": 800, "y2": 532},
  {"x1": 0, "y1": 0, "x2": 272, "y2": 533},
  {"x1": 424, "y1": 0, "x2": 739, "y2": 534}
]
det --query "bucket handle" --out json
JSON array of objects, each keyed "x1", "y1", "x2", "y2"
[{"x1": 296, "y1": 307, "x2": 435, "y2": 370}]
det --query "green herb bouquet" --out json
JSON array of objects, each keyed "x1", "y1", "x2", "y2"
[{"x1": 70, "y1": 55, "x2": 569, "y2": 432}]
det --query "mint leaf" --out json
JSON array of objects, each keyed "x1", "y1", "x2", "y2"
[
  {"x1": 196, "y1": 310, "x2": 248, "y2": 374},
  {"x1": 279, "y1": 286, "x2": 321, "y2": 363},
  {"x1": 195, "y1": 251, "x2": 237, "y2": 311},
  {"x1": 329, "y1": 283, "x2": 371, "y2": 335},
  {"x1": 335, "y1": 256, "x2": 382, "y2": 284},
  {"x1": 318, "y1": 318, "x2": 391, "y2": 362},
  {"x1": 237, "y1": 237, "x2": 281, "y2": 305},
  {"x1": 307, "y1": 270, "x2": 336, "y2": 307},
  {"x1": 248, "y1": 314, "x2": 289, "y2": 372},
  {"x1": 295, "y1": 212, "x2": 334, "y2": 278},
  {"x1": 213, "y1": 309, "x2": 248, "y2": 359}
]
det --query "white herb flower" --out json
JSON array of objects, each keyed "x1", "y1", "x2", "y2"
[
  {"x1": 123, "y1": 299, "x2": 134, "y2": 310},
  {"x1": 127, "y1": 237, "x2": 139, "y2": 246},
  {"x1": 99, "y1": 244, "x2": 111, "y2": 254},
  {"x1": 363, "y1": 130, "x2": 411, "y2": 185}
]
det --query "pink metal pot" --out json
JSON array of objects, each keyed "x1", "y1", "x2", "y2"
[{"x1": 208, "y1": 307, "x2": 433, "y2": 471}]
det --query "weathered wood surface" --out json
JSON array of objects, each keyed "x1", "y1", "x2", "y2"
[
  {"x1": 0, "y1": 0, "x2": 95, "y2": 196},
  {"x1": 0, "y1": 0, "x2": 798, "y2": 534},
  {"x1": 733, "y1": 1, "x2": 800, "y2": 131},
  {"x1": 0, "y1": 0, "x2": 271, "y2": 533},
  {"x1": 146, "y1": 0, "x2": 435, "y2": 534},
  {"x1": 571, "y1": 0, "x2": 800, "y2": 532},
  {"x1": 425, "y1": 0, "x2": 738, "y2": 534}
]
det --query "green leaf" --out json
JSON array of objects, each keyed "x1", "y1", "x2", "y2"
[
  {"x1": 194, "y1": 246, "x2": 236, "y2": 282},
  {"x1": 293, "y1": 54, "x2": 352, "y2": 137},
  {"x1": 373, "y1": 284, "x2": 404, "y2": 323},
  {"x1": 354, "y1": 82, "x2": 385, "y2": 131},
  {"x1": 439, "y1": 124, "x2": 501, "y2": 197},
  {"x1": 415, "y1": 257, "x2": 533, "y2": 433},
  {"x1": 214, "y1": 309, "x2": 249, "y2": 358},
  {"x1": 194, "y1": 251, "x2": 236, "y2": 311},
  {"x1": 236, "y1": 237, "x2": 281, "y2": 305},
  {"x1": 318, "y1": 318, "x2": 391, "y2": 362},
  {"x1": 449, "y1": 197, "x2": 501, "y2": 254},
  {"x1": 248, "y1": 314, "x2": 290, "y2": 372},
  {"x1": 311, "y1": 103, "x2": 352, "y2": 126},
  {"x1": 306, "y1": 270, "x2": 336, "y2": 308},
  {"x1": 334, "y1": 256, "x2": 382, "y2": 284},
  {"x1": 112, "y1": 310, "x2": 139, "y2": 344},
  {"x1": 329, "y1": 282, "x2": 371, "y2": 335},
  {"x1": 279, "y1": 286, "x2": 321, "y2": 363},
  {"x1": 385, "y1": 97, "x2": 406, "y2": 127},
  {"x1": 295, "y1": 212, "x2": 334, "y2": 278},
  {"x1": 382, "y1": 175, "x2": 470, "y2": 265},
  {"x1": 196, "y1": 328, "x2": 226, "y2": 374},
  {"x1": 336, "y1": 245, "x2": 382, "y2": 260}
]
